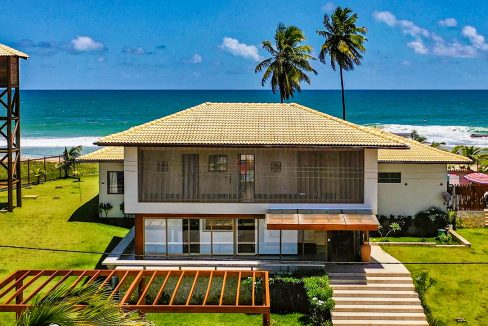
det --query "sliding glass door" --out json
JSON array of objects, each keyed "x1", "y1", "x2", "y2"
[{"x1": 237, "y1": 219, "x2": 256, "y2": 254}]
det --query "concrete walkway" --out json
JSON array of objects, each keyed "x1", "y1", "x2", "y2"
[{"x1": 328, "y1": 245, "x2": 428, "y2": 326}]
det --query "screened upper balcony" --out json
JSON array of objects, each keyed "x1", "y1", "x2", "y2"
[{"x1": 137, "y1": 147, "x2": 365, "y2": 203}]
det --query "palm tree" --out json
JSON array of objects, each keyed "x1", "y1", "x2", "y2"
[
  {"x1": 17, "y1": 282, "x2": 152, "y2": 326},
  {"x1": 430, "y1": 141, "x2": 446, "y2": 149},
  {"x1": 452, "y1": 145, "x2": 488, "y2": 170},
  {"x1": 317, "y1": 7, "x2": 367, "y2": 120},
  {"x1": 57, "y1": 145, "x2": 82, "y2": 178},
  {"x1": 411, "y1": 130, "x2": 427, "y2": 143},
  {"x1": 255, "y1": 23, "x2": 317, "y2": 103}
]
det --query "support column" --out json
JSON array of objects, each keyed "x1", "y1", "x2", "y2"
[{"x1": 134, "y1": 214, "x2": 144, "y2": 259}]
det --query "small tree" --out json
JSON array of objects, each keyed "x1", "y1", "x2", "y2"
[
  {"x1": 98, "y1": 202, "x2": 113, "y2": 218},
  {"x1": 32, "y1": 168, "x2": 45, "y2": 185},
  {"x1": 377, "y1": 222, "x2": 401, "y2": 240},
  {"x1": 56, "y1": 145, "x2": 83, "y2": 178}
]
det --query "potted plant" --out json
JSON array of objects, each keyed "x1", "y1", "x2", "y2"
[{"x1": 447, "y1": 210, "x2": 456, "y2": 230}]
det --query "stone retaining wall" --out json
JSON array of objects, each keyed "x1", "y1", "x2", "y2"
[{"x1": 456, "y1": 210, "x2": 485, "y2": 228}]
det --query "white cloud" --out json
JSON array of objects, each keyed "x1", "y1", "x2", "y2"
[
  {"x1": 97, "y1": 56, "x2": 106, "y2": 63},
  {"x1": 190, "y1": 53, "x2": 203, "y2": 64},
  {"x1": 220, "y1": 37, "x2": 262, "y2": 61},
  {"x1": 321, "y1": 2, "x2": 336, "y2": 13},
  {"x1": 373, "y1": 11, "x2": 397, "y2": 27},
  {"x1": 439, "y1": 18, "x2": 457, "y2": 27},
  {"x1": 373, "y1": 11, "x2": 488, "y2": 58},
  {"x1": 400, "y1": 60, "x2": 411, "y2": 66},
  {"x1": 122, "y1": 46, "x2": 154, "y2": 55},
  {"x1": 70, "y1": 36, "x2": 104, "y2": 52},
  {"x1": 373, "y1": 11, "x2": 429, "y2": 38},
  {"x1": 462, "y1": 26, "x2": 488, "y2": 50},
  {"x1": 407, "y1": 40, "x2": 428, "y2": 55}
]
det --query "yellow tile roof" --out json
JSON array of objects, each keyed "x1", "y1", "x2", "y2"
[
  {"x1": 0, "y1": 44, "x2": 29, "y2": 59},
  {"x1": 376, "y1": 131, "x2": 472, "y2": 164},
  {"x1": 78, "y1": 146, "x2": 124, "y2": 162},
  {"x1": 96, "y1": 102, "x2": 408, "y2": 148}
]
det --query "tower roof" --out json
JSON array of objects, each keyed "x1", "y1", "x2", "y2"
[{"x1": 0, "y1": 43, "x2": 29, "y2": 59}]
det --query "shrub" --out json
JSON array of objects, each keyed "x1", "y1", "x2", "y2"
[
  {"x1": 414, "y1": 207, "x2": 448, "y2": 237},
  {"x1": 414, "y1": 271, "x2": 439, "y2": 325},
  {"x1": 375, "y1": 214, "x2": 413, "y2": 237},
  {"x1": 269, "y1": 273, "x2": 334, "y2": 325},
  {"x1": 303, "y1": 276, "x2": 334, "y2": 326},
  {"x1": 436, "y1": 233, "x2": 453, "y2": 244}
]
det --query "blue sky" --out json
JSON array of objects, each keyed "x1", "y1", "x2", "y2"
[{"x1": 1, "y1": 0, "x2": 487, "y2": 89}]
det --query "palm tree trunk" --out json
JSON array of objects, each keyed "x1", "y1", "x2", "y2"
[{"x1": 340, "y1": 67, "x2": 346, "y2": 120}]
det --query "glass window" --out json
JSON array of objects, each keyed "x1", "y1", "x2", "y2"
[
  {"x1": 238, "y1": 219, "x2": 256, "y2": 254},
  {"x1": 258, "y1": 219, "x2": 280, "y2": 255},
  {"x1": 209, "y1": 219, "x2": 234, "y2": 255},
  {"x1": 378, "y1": 172, "x2": 401, "y2": 183},
  {"x1": 203, "y1": 219, "x2": 233, "y2": 231},
  {"x1": 156, "y1": 160, "x2": 168, "y2": 173},
  {"x1": 209, "y1": 155, "x2": 228, "y2": 172},
  {"x1": 271, "y1": 161, "x2": 281, "y2": 172},
  {"x1": 144, "y1": 219, "x2": 166, "y2": 254},
  {"x1": 167, "y1": 219, "x2": 184, "y2": 254},
  {"x1": 107, "y1": 171, "x2": 124, "y2": 194}
]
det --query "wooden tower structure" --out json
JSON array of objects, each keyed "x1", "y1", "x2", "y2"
[{"x1": 0, "y1": 44, "x2": 28, "y2": 211}]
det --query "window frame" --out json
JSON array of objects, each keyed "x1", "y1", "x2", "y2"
[
  {"x1": 208, "y1": 154, "x2": 228, "y2": 172},
  {"x1": 378, "y1": 172, "x2": 402, "y2": 184},
  {"x1": 107, "y1": 171, "x2": 124, "y2": 194}
]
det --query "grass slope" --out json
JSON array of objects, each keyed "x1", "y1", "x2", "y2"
[
  {"x1": 0, "y1": 176, "x2": 129, "y2": 325},
  {"x1": 383, "y1": 229, "x2": 488, "y2": 325}
]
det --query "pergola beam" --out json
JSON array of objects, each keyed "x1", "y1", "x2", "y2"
[{"x1": 0, "y1": 269, "x2": 271, "y2": 326}]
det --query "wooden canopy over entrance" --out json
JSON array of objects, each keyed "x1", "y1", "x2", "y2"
[
  {"x1": 0, "y1": 269, "x2": 271, "y2": 325},
  {"x1": 266, "y1": 213, "x2": 380, "y2": 231}
]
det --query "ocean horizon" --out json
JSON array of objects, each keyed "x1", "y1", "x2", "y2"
[{"x1": 11, "y1": 90, "x2": 488, "y2": 157}]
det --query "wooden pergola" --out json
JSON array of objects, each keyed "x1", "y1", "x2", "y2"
[{"x1": 0, "y1": 269, "x2": 271, "y2": 325}]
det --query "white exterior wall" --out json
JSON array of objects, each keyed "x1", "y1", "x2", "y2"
[
  {"x1": 99, "y1": 162, "x2": 125, "y2": 218},
  {"x1": 378, "y1": 163, "x2": 448, "y2": 216},
  {"x1": 125, "y1": 147, "x2": 379, "y2": 214}
]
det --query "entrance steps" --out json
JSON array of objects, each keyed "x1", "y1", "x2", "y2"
[{"x1": 328, "y1": 248, "x2": 428, "y2": 326}]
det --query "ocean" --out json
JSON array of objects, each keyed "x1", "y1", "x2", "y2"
[{"x1": 13, "y1": 90, "x2": 488, "y2": 157}]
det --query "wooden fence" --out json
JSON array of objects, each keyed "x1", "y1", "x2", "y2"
[
  {"x1": 0, "y1": 155, "x2": 99, "y2": 190},
  {"x1": 450, "y1": 184, "x2": 488, "y2": 211}
]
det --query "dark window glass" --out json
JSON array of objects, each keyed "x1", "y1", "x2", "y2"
[
  {"x1": 271, "y1": 161, "x2": 281, "y2": 172},
  {"x1": 209, "y1": 154, "x2": 228, "y2": 172},
  {"x1": 378, "y1": 172, "x2": 401, "y2": 183},
  {"x1": 107, "y1": 171, "x2": 124, "y2": 194},
  {"x1": 156, "y1": 161, "x2": 168, "y2": 173}
]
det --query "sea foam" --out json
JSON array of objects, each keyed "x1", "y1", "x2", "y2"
[{"x1": 377, "y1": 124, "x2": 488, "y2": 147}]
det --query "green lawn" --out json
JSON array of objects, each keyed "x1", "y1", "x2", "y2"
[
  {"x1": 383, "y1": 228, "x2": 488, "y2": 326},
  {"x1": 0, "y1": 177, "x2": 303, "y2": 325},
  {"x1": 146, "y1": 313, "x2": 303, "y2": 326},
  {"x1": 371, "y1": 236, "x2": 436, "y2": 243}
]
